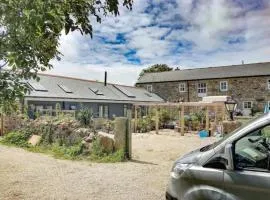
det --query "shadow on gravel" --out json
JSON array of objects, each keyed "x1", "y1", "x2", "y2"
[{"x1": 130, "y1": 159, "x2": 158, "y2": 165}]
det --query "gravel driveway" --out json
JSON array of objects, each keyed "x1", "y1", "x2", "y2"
[{"x1": 0, "y1": 131, "x2": 216, "y2": 200}]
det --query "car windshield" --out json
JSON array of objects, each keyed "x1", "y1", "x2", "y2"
[{"x1": 206, "y1": 114, "x2": 268, "y2": 150}]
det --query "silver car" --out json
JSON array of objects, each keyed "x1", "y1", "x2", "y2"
[{"x1": 166, "y1": 113, "x2": 270, "y2": 200}]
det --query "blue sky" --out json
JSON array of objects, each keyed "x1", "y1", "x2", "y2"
[{"x1": 48, "y1": 0, "x2": 270, "y2": 85}]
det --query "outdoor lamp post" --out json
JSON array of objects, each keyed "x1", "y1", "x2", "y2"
[{"x1": 225, "y1": 98, "x2": 237, "y2": 121}]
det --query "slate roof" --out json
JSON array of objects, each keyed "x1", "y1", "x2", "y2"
[
  {"x1": 25, "y1": 74, "x2": 164, "y2": 103},
  {"x1": 137, "y1": 62, "x2": 270, "y2": 83}
]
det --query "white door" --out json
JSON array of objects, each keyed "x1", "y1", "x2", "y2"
[{"x1": 242, "y1": 101, "x2": 252, "y2": 116}]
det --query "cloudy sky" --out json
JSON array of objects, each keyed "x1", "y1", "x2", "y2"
[{"x1": 48, "y1": 0, "x2": 270, "y2": 86}]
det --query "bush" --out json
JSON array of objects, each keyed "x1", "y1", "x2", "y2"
[
  {"x1": 76, "y1": 107, "x2": 93, "y2": 127},
  {"x1": 137, "y1": 116, "x2": 154, "y2": 133},
  {"x1": 89, "y1": 138, "x2": 125, "y2": 162},
  {"x1": 1, "y1": 131, "x2": 31, "y2": 147},
  {"x1": 50, "y1": 143, "x2": 84, "y2": 159}
]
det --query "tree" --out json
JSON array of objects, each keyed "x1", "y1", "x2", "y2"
[
  {"x1": 138, "y1": 64, "x2": 173, "y2": 79},
  {"x1": 0, "y1": 0, "x2": 133, "y2": 113}
]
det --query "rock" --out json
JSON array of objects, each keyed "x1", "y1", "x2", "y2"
[
  {"x1": 83, "y1": 133, "x2": 95, "y2": 143},
  {"x1": 75, "y1": 128, "x2": 93, "y2": 137},
  {"x1": 82, "y1": 141, "x2": 93, "y2": 154},
  {"x1": 97, "y1": 132, "x2": 114, "y2": 153},
  {"x1": 28, "y1": 135, "x2": 42, "y2": 146}
]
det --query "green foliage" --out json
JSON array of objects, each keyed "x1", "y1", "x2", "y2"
[
  {"x1": 89, "y1": 149, "x2": 125, "y2": 163},
  {"x1": 137, "y1": 116, "x2": 154, "y2": 133},
  {"x1": 50, "y1": 143, "x2": 84, "y2": 159},
  {"x1": 90, "y1": 138, "x2": 125, "y2": 162},
  {"x1": 76, "y1": 107, "x2": 93, "y2": 127},
  {"x1": 0, "y1": 0, "x2": 133, "y2": 112},
  {"x1": 1, "y1": 115, "x2": 125, "y2": 162},
  {"x1": 1, "y1": 131, "x2": 31, "y2": 147},
  {"x1": 103, "y1": 120, "x2": 115, "y2": 133},
  {"x1": 138, "y1": 64, "x2": 173, "y2": 79},
  {"x1": 192, "y1": 110, "x2": 206, "y2": 123}
]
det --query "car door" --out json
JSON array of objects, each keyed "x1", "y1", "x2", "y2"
[
  {"x1": 184, "y1": 159, "x2": 226, "y2": 200},
  {"x1": 224, "y1": 125, "x2": 270, "y2": 200}
]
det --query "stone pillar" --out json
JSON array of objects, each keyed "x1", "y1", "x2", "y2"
[{"x1": 114, "y1": 117, "x2": 132, "y2": 159}]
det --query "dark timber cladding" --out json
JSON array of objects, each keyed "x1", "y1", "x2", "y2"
[{"x1": 136, "y1": 62, "x2": 270, "y2": 115}]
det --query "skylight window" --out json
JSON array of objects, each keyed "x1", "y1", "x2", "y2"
[
  {"x1": 89, "y1": 88, "x2": 104, "y2": 95},
  {"x1": 145, "y1": 92, "x2": 152, "y2": 97},
  {"x1": 114, "y1": 85, "x2": 135, "y2": 98},
  {"x1": 58, "y1": 84, "x2": 72, "y2": 93},
  {"x1": 28, "y1": 82, "x2": 48, "y2": 92}
]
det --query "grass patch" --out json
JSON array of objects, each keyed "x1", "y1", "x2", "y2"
[
  {"x1": 1, "y1": 131, "x2": 125, "y2": 163},
  {"x1": 27, "y1": 143, "x2": 84, "y2": 160},
  {"x1": 88, "y1": 149, "x2": 125, "y2": 163},
  {"x1": 87, "y1": 138, "x2": 125, "y2": 163}
]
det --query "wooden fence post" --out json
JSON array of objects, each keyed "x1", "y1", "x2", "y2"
[
  {"x1": 181, "y1": 105, "x2": 185, "y2": 136},
  {"x1": 155, "y1": 107, "x2": 159, "y2": 134},
  {"x1": 134, "y1": 106, "x2": 138, "y2": 133},
  {"x1": 214, "y1": 105, "x2": 218, "y2": 124},
  {"x1": 178, "y1": 106, "x2": 181, "y2": 133},
  {"x1": 205, "y1": 106, "x2": 209, "y2": 132}
]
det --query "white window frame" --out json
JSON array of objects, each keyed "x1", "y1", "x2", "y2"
[
  {"x1": 220, "y1": 81, "x2": 228, "y2": 92},
  {"x1": 99, "y1": 105, "x2": 109, "y2": 118},
  {"x1": 197, "y1": 82, "x2": 207, "y2": 95},
  {"x1": 123, "y1": 105, "x2": 128, "y2": 117},
  {"x1": 36, "y1": 105, "x2": 43, "y2": 111},
  {"x1": 267, "y1": 79, "x2": 270, "y2": 90},
  {"x1": 179, "y1": 82, "x2": 186, "y2": 92},
  {"x1": 146, "y1": 85, "x2": 153, "y2": 93},
  {"x1": 243, "y1": 101, "x2": 253, "y2": 109}
]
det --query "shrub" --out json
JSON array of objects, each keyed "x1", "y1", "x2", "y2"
[
  {"x1": 50, "y1": 143, "x2": 84, "y2": 159},
  {"x1": 76, "y1": 107, "x2": 93, "y2": 127},
  {"x1": 91, "y1": 138, "x2": 106, "y2": 156},
  {"x1": 137, "y1": 116, "x2": 154, "y2": 133},
  {"x1": 90, "y1": 138, "x2": 125, "y2": 162},
  {"x1": 1, "y1": 131, "x2": 31, "y2": 147}
]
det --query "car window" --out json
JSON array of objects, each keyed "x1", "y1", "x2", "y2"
[{"x1": 234, "y1": 125, "x2": 270, "y2": 171}]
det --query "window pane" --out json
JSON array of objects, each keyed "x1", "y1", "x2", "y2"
[
  {"x1": 123, "y1": 105, "x2": 127, "y2": 117},
  {"x1": 99, "y1": 106, "x2": 103, "y2": 118},
  {"x1": 234, "y1": 126, "x2": 270, "y2": 170},
  {"x1": 104, "y1": 106, "x2": 109, "y2": 118},
  {"x1": 179, "y1": 83, "x2": 185, "y2": 92}
]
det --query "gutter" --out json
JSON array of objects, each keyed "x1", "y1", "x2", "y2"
[{"x1": 24, "y1": 96, "x2": 164, "y2": 104}]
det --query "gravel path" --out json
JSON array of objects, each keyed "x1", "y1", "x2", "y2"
[{"x1": 0, "y1": 132, "x2": 216, "y2": 200}]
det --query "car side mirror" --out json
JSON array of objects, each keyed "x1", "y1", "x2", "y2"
[{"x1": 224, "y1": 143, "x2": 234, "y2": 170}]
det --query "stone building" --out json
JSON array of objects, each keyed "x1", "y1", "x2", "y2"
[{"x1": 136, "y1": 62, "x2": 270, "y2": 115}]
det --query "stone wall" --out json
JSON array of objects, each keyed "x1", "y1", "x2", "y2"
[
  {"x1": 137, "y1": 76, "x2": 270, "y2": 112},
  {"x1": 1, "y1": 115, "x2": 24, "y2": 134}
]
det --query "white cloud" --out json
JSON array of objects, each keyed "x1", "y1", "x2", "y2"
[{"x1": 45, "y1": 0, "x2": 270, "y2": 86}]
